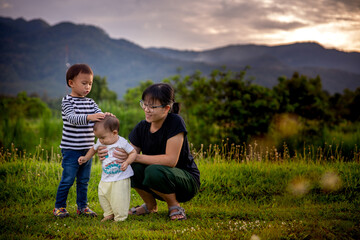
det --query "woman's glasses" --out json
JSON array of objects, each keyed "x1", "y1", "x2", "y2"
[{"x1": 139, "y1": 100, "x2": 166, "y2": 112}]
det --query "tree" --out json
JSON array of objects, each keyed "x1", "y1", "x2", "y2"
[
  {"x1": 87, "y1": 75, "x2": 117, "y2": 102},
  {"x1": 273, "y1": 72, "x2": 330, "y2": 120},
  {"x1": 329, "y1": 87, "x2": 360, "y2": 122},
  {"x1": 123, "y1": 80, "x2": 154, "y2": 107},
  {"x1": 167, "y1": 69, "x2": 279, "y2": 148}
]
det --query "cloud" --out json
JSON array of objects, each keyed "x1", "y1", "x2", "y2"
[{"x1": 0, "y1": 0, "x2": 359, "y2": 51}]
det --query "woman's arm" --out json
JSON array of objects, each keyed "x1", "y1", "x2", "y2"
[{"x1": 135, "y1": 132, "x2": 184, "y2": 167}]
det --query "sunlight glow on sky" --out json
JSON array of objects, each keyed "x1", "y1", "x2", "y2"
[{"x1": 0, "y1": 0, "x2": 359, "y2": 52}]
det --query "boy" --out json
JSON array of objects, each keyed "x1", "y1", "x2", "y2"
[
  {"x1": 54, "y1": 63, "x2": 108, "y2": 218},
  {"x1": 78, "y1": 115, "x2": 137, "y2": 222}
]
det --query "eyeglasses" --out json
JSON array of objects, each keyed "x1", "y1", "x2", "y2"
[{"x1": 139, "y1": 100, "x2": 167, "y2": 112}]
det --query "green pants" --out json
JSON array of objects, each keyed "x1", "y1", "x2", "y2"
[{"x1": 131, "y1": 163, "x2": 199, "y2": 203}]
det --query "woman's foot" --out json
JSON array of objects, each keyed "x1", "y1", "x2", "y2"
[
  {"x1": 128, "y1": 203, "x2": 157, "y2": 215},
  {"x1": 101, "y1": 214, "x2": 114, "y2": 222},
  {"x1": 168, "y1": 206, "x2": 187, "y2": 220}
]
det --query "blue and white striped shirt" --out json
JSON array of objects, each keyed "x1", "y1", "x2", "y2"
[{"x1": 60, "y1": 95, "x2": 102, "y2": 150}]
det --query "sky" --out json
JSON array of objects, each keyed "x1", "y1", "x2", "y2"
[{"x1": 1, "y1": 0, "x2": 360, "y2": 52}]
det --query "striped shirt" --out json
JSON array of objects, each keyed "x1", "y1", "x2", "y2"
[{"x1": 60, "y1": 95, "x2": 102, "y2": 150}]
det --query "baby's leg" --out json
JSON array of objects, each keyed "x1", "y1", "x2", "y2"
[
  {"x1": 98, "y1": 181, "x2": 114, "y2": 220},
  {"x1": 111, "y1": 178, "x2": 131, "y2": 221}
]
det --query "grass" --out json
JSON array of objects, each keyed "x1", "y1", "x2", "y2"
[{"x1": 0, "y1": 145, "x2": 360, "y2": 239}]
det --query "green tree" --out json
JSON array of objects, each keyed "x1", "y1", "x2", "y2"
[
  {"x1": 273, "y1": 72, "x2": 330, "y2": 120},
  {"x1": 0, "y1": 91, "x2": 51, "y2": 120},
  {"x1": 87, "y1": 75, "x2": 117, "y2": 102},
  {"x1": 329, "y1": 87, "x2": 360, "y2": 122},
  {"x1": 123, "y1": 80, "x2": 154, "y2": 107},
  {"x1": 167, "y1": 69, "x2": 279, "y2": 148}
]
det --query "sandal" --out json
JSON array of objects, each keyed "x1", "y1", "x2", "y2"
[
  {"x1": 129, "y1": 203, "x2": 150, "y2": 215},
  {"x1": 168, "y1": 206, "x2": 187, "y2": 221}
]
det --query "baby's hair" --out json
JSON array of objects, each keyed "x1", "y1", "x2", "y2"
[
  {"x1": 94, "y1": 115, "x2": 119, "y2": 132},
  {"x1": 66, "y1": 63, "x2": 93, "y2": 87}
]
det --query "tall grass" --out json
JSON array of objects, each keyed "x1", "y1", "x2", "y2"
[
  {"x1": 191, "y1": 139, "x2": 360, "y2": 164},
  {"x1": 1, "y1": 143, "x2": 359, "y2": 239}
]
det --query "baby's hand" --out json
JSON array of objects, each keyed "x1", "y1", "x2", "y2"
[
  {"x1": 87, "y1": 113, "x2": 105, "y2": 122},
  {"x1": 120, "y1": 162, "x2": 129, "y2": 171},
  {"x1": 78, "y1": 156, "x2": 87, "y2": 165}
]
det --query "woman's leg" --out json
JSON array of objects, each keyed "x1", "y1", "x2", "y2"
[
  {"x1": 130, "y1": 163, "x2": 158, "y2": 214},
  {"x1": 150, "y1": 190, "x2": 183, "y2": 220},
  {"x1": 143, "y1": 165, "x2": 199, "y2": 220},
  {"x1": 131, "y1": 163, "x2": 198, "y2": 218},
  {"x1": 130, "y1": 188, "x2": 158, "y2": 214}
]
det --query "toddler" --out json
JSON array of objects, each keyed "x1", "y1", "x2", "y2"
[{"x1": 78, "y1": 115, "x2": 137, "y2": 222}]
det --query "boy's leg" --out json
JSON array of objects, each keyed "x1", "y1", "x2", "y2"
[
  {"x1": 55, "y1": 149, "x2": 80, "y2": 209},
  {"x1": 76, "y1": 149, "x2": 92, "y2": 209},
  {"x1": 98, "y1": 181, "x2": 114, "y2": 219},
  {"x1": 111, "y1": 178, "x2": 131, "y2": 221}
]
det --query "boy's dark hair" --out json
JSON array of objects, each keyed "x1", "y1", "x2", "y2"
[
  {"x1": 66, "y1": 64, "x2": 93, "y2": 87},
  {"x1": 142, "y1": 83, "x2": 180, "y2": 114},
  {"x1": 94, "y1": 115, "x2": 119, "y2": 132}
]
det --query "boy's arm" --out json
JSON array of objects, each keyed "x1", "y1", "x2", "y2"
[
  {"x1": 78, "y1": 147, "x2": 97, "y2": 165},
  {"x1": 88, "y1": 99, "x2": 107, "y2": 121},
  {"x1": 62, "y1": 98, "x2": 105, "y2": 124}
]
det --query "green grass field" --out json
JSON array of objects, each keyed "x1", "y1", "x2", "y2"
[{"x1": 1, "y1": 146, "x2": 359, "y2": 240}]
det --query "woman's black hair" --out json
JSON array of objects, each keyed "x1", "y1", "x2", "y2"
[{"x1": 142, "y1": 83, "x2": 181, "y2": 114}]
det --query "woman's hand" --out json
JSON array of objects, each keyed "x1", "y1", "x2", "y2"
[
  {"x1": 97, "y1": 146, "x2": 109, "y2": 161},
  {"x1": 113, "y1": 147, "x2": 129, "y2": 161},
  {"x1": 97, "y1": 146, "x2": 129, "y2": 162}
]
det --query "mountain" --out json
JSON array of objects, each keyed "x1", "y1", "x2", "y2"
[
  {"x1": 1, "y1": 17, "x2": 359, "y2": 99},
  {"x1": 148, "y1": 43, "x2": 360, "y2": 90}
]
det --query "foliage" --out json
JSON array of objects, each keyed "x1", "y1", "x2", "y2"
[
  {"x1": 122, "y1": 80, "x2": 154, "y2": 107},
  {"x1": 87, "y1": 75, "x2": 117, "y2": 103},
  {"x1": 167, "y1": 69, "x2": 279, "y2": 148},
  {"x1": 163, "y1": 69, "x2": 360, "y2": 154},
  {"x1": 1, "y1": 70, "x2": 360, "y2": 161},
  {"x1": 0, "y1": 91, "x2": 51, "y2": 119},
  {"x1": 0, "y1": 92, "x2": 58, "y2": 152},
  {"x1": 329, "y1": 87, "x2": 360, "y2": 122},
  {"x1": 273, "y1": 72, "x2": 330, "y2": 120}
]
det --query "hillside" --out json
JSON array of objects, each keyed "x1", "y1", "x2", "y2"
[
  {"x1": 149, "y1": 43, "x2": 360, "y2": 91},
  {"x1": 0, "y1": 16, "x2": 359, "y2": 98}
]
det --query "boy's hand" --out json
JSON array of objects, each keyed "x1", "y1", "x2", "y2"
[
  {"x1": 120, "y1": 161, "x2": 129, "y2": 171},
  {"x1": 78, "y1": 156, "x2": 87, "y2": 165},
  {"x1": 104, "y1": 112, "x2": 115, "y2": 117},
  {"x1": 87, "y1": 113, "x2": 105, "y2": 122}
]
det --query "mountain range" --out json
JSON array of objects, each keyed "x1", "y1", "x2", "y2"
[{"x1": 1, "y1": 16, "x2": 359, "y2": 99}]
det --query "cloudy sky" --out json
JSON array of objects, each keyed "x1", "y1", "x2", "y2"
[{"x1": 1, "y1": 0, "x2": 359, "y2": 52}]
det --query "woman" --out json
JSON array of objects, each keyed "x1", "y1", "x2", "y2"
[{"x1": 98, "y1": 83, "x2": 200, "y2": 220}]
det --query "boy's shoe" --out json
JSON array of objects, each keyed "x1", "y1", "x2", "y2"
[
  {"x1": 53, "y1": 208, "x2": 70, "y2": 218},
  {"x1": 77, "y1": 207, "x2": 97, "y2": 217}
]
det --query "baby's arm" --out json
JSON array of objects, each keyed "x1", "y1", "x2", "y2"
[
  {"x1": 120, "y1": 149, "x2": 137, "y2": 171},
  {"x1": 78, "y1": 147, "x2": 97, "y2": 165}
]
